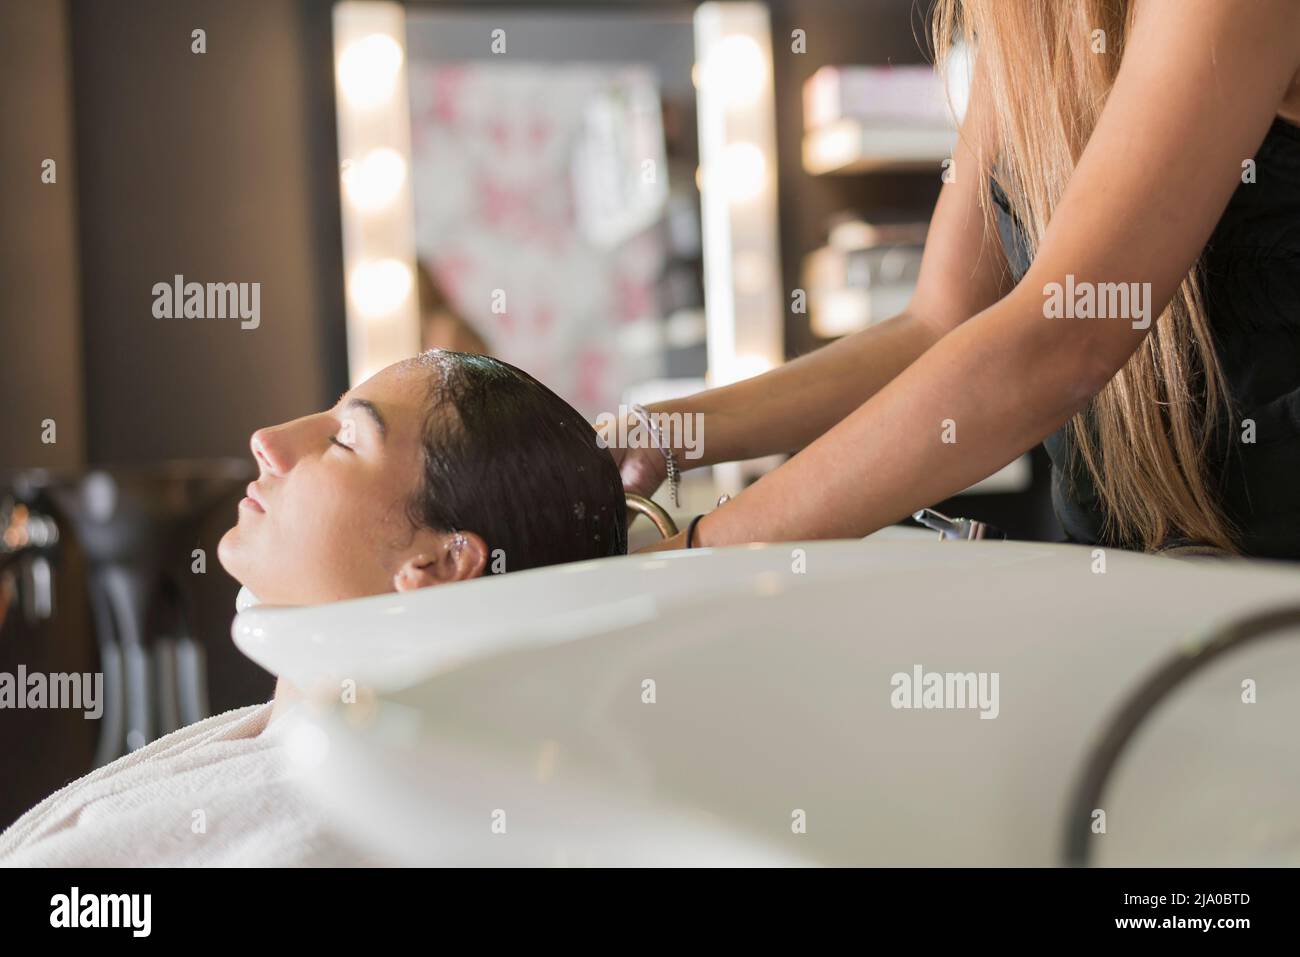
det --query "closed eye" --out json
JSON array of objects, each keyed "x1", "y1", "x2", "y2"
[{"x1": 329, "y1": 435, "x2": 354, "y2": 452}]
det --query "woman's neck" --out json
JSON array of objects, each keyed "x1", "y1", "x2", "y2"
[{"x1": 267, "y1": 676, "x2": 300, "y2": 726}]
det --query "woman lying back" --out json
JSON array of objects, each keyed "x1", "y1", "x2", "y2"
[
  {"x1": 221, "y1": 349, "x2": 628, "y2": 604},
  {"x1": 0, "y1": 351, "x2": 628, "y2": 866}
]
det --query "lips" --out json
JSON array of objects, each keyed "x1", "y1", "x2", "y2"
[{"x1": 242, "y1": 482, "x2": 268, "y2": 513}]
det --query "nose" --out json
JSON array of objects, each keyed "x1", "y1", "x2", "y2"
[
  {"x1": 250, "y1": 426, "x2": 291, "y2": 476},
  {"x1": 251, "y1": 412, "x2": 335, "y2": 476}
]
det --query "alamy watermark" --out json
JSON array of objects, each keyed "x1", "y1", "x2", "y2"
[
  {"x1": 1043, "y1": 274, "x2": 1152, "y2": 330},
  {"x1": 50, "y1": 887, "x2": 150, "y2": 937},
  {"x1": 890, "y1": 664, "x2": 1000, "y2": 719},
  {"x1": 0, "y1": 666, "x2": 102, "y2": 719},
  {"x1": 593, "y1": 405, "x2": 704, "y2": 461},
  {"x1": 152, "y1": 274, "x2": 260, "y2": 329}
]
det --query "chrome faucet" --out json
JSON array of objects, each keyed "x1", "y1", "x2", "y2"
[{"x1": 912, "y1": 507, "x2": 1005, "y2": 542}]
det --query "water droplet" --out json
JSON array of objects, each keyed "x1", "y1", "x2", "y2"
[{"x1": 573, "y1": 502, "x2": 586, "y2": 520}]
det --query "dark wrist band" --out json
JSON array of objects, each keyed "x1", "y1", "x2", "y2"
[{"x1": 685, "y1": 514, "x2": 705, "y2": 549}]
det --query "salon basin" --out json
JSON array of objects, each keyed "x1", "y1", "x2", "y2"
[
  {"x1": 240, "y1": 536, "x2": 1300, "y2": 866},
  {"x1": 234, "y1": 525, "x2": 928, "y2": 693}
]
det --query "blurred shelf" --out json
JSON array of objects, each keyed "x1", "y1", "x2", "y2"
[
  {"x1": 808, "y1": 285, "x2": 914, "y2": 338},
  {"x1": 803, "y1": 119, "x2": 956, "y2": 175}
]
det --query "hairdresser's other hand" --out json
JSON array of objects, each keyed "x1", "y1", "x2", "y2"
[{"x1": 593, "y1": 412, "x2": 667, "y2": 501}]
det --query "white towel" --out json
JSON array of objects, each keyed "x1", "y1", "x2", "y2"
[{"x1": 0, "y1": 700, "x2": 376, "y2": 867}]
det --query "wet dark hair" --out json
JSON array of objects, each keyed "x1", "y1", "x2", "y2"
[{"x1": 407, "y1": 350, "x2": 627, "y2": 572}]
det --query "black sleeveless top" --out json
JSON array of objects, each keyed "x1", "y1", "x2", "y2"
[{"x1": 991, "y1": 117, "x2": 1300, "y2": 558}]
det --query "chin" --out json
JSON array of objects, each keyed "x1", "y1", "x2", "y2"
[{"x1": 216, "y1": 525, "x2": 251, "y2": 589}]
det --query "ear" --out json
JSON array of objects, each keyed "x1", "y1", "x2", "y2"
[{"x1": 392, "y1": 531, "x2": 489, "y2": 592}]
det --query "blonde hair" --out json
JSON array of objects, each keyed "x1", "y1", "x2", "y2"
[{"x1": 934, "y1": 0, "x2": 1237, "y2": 551}]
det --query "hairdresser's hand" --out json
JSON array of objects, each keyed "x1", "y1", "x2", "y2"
[{"x1": 593, "y1": 413, "x2": 667, "y2": 501}]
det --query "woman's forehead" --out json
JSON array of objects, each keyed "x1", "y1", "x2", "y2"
[{"x1": 349, "y1": 359, "x2": 442, "y2": 440}]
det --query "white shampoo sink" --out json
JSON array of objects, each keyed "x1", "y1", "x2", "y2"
[{"x1": 235, "y1": 538, "x2": 1300, "y2": 866}]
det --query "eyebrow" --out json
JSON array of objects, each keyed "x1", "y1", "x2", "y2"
[{"x1": 343, "y1": 397, "x2": 388, "y2": 441}]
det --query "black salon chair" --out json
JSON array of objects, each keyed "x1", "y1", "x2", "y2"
[{"x1": 10, "y1": 461, "x2": 251, "y2": 764}]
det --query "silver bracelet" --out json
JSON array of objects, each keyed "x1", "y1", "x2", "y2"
[{"x1": 629, "y1": 403, "x2": 680, "y2": 508}]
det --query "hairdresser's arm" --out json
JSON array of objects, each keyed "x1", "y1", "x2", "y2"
[
  {"x1": 650, "y1": 0, "x2": 1298, "y2": 548},
  {"x1": 646, "y1": 65, "x2": 1011, "y2": 467}
]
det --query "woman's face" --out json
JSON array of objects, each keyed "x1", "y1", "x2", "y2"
[{"x1": 218, "y1": 358, "x2": 482, "y2": 605}]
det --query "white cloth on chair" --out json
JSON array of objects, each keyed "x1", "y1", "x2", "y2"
[{"x1": 0, "y1": 701, "x2": 373, "y2": 867}]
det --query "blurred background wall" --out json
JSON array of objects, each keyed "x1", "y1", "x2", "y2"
[
  {"x1": 69, "y1": 0, "x2": 346, "y2": 463},
  {"x1": 1, "y1": 0, "x2": 86, "y2": 472}
]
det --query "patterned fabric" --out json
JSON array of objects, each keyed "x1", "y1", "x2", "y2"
[{"x1": 408, "y1": 63, "x2": 669, "y2": 418}]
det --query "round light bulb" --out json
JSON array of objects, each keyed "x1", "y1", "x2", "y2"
[
  {"x1": 703, "y1": 35, "x2": 766, "y2": 109},
  {"x1": 337, "y1": 33, "x2": 404, "y2": 108},
  {"x1": 349, "y1": 259, "x2": 412, "y2": 318},
  {"x1": 342, "y1": 148, "x2": 407, "y2": 212}
]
